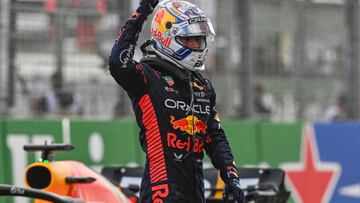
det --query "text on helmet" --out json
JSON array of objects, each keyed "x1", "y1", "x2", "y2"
[{"x1": 152, "y1": 28, "x2": 172, "y2": 47}]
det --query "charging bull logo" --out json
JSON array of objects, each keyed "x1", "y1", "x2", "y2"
[
  {"x1": 170, "y1": 115, "x2": 207, "y2": 135},
  {"x1": 153, "y1": 8, "x2": 176, "y2": 33},
  {"x1": 154, "y1": 8, "x2": 165, "y2": 25}
]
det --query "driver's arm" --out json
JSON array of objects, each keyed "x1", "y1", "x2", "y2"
[{"x1": 108, "y1": 0, "x2": 158, "y2": 96}]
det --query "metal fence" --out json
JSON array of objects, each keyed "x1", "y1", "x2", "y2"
[{"x1": 0, "y1": 0, "x2": 359, "y2": 121}]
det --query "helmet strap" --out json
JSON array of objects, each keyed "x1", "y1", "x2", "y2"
[{"x1": 140, "y1": 39, "x2": 157, "y2": 57}]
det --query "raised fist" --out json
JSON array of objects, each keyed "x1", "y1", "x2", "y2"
[{"x1": 140, "y1": 0, "x2": 159, "y2": 10}]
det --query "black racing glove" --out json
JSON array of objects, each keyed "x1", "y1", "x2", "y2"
[
  {"x1": 129, "y1": 0, "x2": 159, "y2": 27},
  {"x1": 126, "y1": 0, "x2": 159, "y2": 31},
  {"x1": 140, "y1": 0, "x2": 159, "y2": 10},
  {"x1": 223, "y1": 177, "x2": 245, "y2": 203},
  {"x1": 137, "y1": 0, "x2": 159, "y2": 16},
  {"x1": 223, "y1": 165, "x2": 245, "y2": 203}
]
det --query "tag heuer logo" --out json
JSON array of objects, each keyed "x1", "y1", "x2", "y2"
[{"x1": 163, "y1": 76, "x2": 174, "y2": 86}]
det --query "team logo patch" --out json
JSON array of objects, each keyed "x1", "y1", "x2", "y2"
[
  {"x1": 163, "y1": 76, "x2": 174, "y2": 86},
  {"x1": 214, "y1": 113, "x2": 220, "y2": 122},
  {"x1": 170, "y1": 115, "x2": 207, "y2": 135},
  {"x1": 119, "y1": 44, "x2": 134, "y2": 68},
  {"x1": 164, "y1": 86, "x2": 178, "y2": 94},
  {"x1": 192, "y1": 82, "x2": 205, "y2": 90}
]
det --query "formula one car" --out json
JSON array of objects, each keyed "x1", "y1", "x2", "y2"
[
  {"x1": 102, "y1": 166, "x2": 291, "y2": 203},
  {"x1": 0, "y1": 143, "x2": 290, "y2": 203},
  {"x1": 0, "y1": 184, "x2": 84, "y2": 203},
  {"x1": 0, "y1": 143, "x2": 132, "y2": 203}
]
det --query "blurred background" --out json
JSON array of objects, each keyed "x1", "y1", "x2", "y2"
[
  {"x1": 2, "y1": 1, "x2": 360, "y2": 203},
  {"x1": 0, "y1": 0, "x2": 359, "y2": 121}
]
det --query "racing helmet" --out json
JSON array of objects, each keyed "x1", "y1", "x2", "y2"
[{"x1": 150, "y1": 0, "x2": 215, "y2": 71}]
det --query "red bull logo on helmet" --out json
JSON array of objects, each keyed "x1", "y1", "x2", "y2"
[
  {"x1": 170, "y1": 115, "x2": 207, "y2": 135},
  {"x1": 151, "y1": 28, "x2": 172, "y2": 47},
  {"x1": 152, "y1": 7, "x2": 176, "y2": 47},
  {"x1": 152, "y1": 8, "x2": 176, "y2": 32}
]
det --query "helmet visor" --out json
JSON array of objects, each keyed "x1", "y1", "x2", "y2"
[
  {"x1": 173, "y1": 18, "x2": 215, "y2": 41},
  {"x1": 175, "y1": 36, "x2": 207, "y2": 51}
]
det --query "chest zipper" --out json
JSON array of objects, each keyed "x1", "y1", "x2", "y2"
[{"x1": 175, "y1": 71, "x2": 196, "y2": 162}]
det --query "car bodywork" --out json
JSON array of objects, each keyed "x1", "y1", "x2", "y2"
[{"x1": 1, "y1": 142, "x2": 290, "y2": 203}]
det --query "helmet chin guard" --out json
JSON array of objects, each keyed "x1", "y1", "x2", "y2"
[{"x1": 150, "y1": 0, "x2": 215, "y2": 72}]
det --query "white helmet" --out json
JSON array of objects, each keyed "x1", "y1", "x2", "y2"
[{"x1": 150, "y1": 0, "x2": 215, "y2": 71}]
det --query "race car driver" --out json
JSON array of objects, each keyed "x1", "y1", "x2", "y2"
[{"x1": 108, "y1": 0, "x2": 245, "y2": 202}]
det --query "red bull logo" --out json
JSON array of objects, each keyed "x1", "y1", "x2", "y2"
[
  {"x1": 151, "y1": 28, "x2": 172, "y2": 47},
  {"x1": 167, "y1": 132, "x2": 204, "y2": 152},
  {"x1": 170, "y1": 115, "x2": 207, "y2": 135},
  {"x1": 152, "y1": 6, "x2": 176, "y2": 48}
]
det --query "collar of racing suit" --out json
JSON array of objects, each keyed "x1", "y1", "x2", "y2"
[{"x1": 140, "y1": 56, "x2": 207, "y2": 85}]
